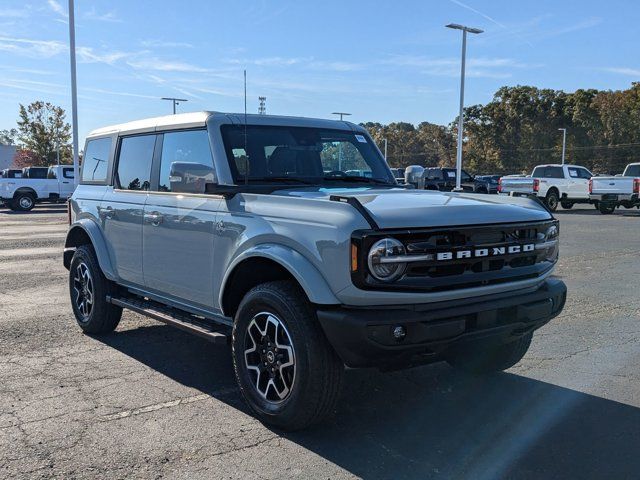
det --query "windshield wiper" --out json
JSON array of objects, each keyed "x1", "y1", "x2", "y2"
[{"x1": 323, "y1": 175, "x2": 395, "y2": 185}]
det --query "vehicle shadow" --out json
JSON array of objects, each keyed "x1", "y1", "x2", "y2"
[
  {"x1": 0, "y1": 207, "x2": 67, "y2": 215},
  {"x1": 98, "y1": 324, "x2": 640, "y2": 480}
]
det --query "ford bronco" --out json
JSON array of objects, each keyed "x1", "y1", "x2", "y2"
[{"x1": 64, "y1": 112, "x2": 566, "y2": 430}]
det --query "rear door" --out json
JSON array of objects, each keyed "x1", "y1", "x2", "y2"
[
  {"x1": 567, "y1": 167, "x2": 591, "y2": 199},
  {"x1": 142, "y1": 129, "x2": 221, "y2": 309},
  {"x1": 59, "y1": 167, "x2": 75, "y2": 198},
  {"x1": 101, "y1": 133, "x2": 156, "y2": 287}
]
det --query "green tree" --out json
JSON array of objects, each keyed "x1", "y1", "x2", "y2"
[
  {"x1": 16, "y1": 101, "x2": 72, "y2": 166},
  {"x1": 0, "y1": 128, "x2": 18, "y2": 145}
]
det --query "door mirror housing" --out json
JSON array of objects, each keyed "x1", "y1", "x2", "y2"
[{"x1": 204, "y1": 183, "x2": 240, "y2": 199}]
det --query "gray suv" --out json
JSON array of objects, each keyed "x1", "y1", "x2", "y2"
[{"x1": 65, "y1": 112, "x2": 566, "y2": 430}]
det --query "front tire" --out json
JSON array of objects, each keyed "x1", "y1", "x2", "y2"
[
  {"x1": 545, "y1": 191, "x2": 559, "y2": 211},
  {"x1": 560, "y1": 201, "x2": 573, "y2": 209},
  {"x1": 69, "y1": 245, "x2": 122, "y2": 334},
  {"x1": 446, "y1": 333, "x2": 533, "y2": 374},
  {"x1": 232, "y1": 281, "x2": 344, "y2": 431}
]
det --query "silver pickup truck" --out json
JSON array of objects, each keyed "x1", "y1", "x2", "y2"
[
  {"x1": 589, "y1": 163, "x2": 640, "y2": 214},
  {"x1": 64, "y1": 112, "x2": 566, "y2": 430}
]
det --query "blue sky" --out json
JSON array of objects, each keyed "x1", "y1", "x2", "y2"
[{"x1": 1, "y1": 0, "x2": 639, "y2": 142}]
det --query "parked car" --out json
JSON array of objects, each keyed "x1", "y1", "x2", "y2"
[
  {"x1": 498, "y1": 164, "x2": 593, "y2": 211},
  {"x1": 589, "y1": 163, "x2": 640, "y2": 214},
  {"x1": 0, "y1": 169, "x2": 23, "y2": 178},
  {"x1": 64, "y1": 112, "x2": 566, "y2": 430},
  {"x1": 0, "y1": 165, "x2": 75, "y2": 211},
  {"x1": 422, "y1": 167, "x2": 496, "y2": 193}
]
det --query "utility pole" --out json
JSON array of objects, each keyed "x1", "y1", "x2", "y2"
[
  {"x1": 161, "y1": 97, "x2": 188, "y2": 114},
  {"x1": 68, "y1": 0, "x2": 79, "y2": 184},
  {"x1": 558, "y1": 128, "x2": 567, "y2": 165},
  {"x1": 258, "y1": 96, "x2": 267, "y2": 115},
  {"x1": 446, "y1": 23, "x2": 483, "y2": 191}
]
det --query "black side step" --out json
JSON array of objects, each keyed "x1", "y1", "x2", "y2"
[{"x1": 107, "y1": 296, "x2": 229, "y2": 345}]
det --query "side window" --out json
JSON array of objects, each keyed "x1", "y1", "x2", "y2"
[
  {"x1": 47, "y1": 168, "x2": 57, "y2": 179},
  {"x1": 81, "y1": 137, "x2": 112, "y2": 182},
  {"x1": 63, "y1": 168, "x2": 74, "y2": 179},
  {"x1": 158, "y1": 130, "x2": 214, "y2": 193},
  {"x1": 578, "y1": 168, "x2": 592, "y2": 179},
  {"x1": 547, "y1": 167, "x2": 564, "y2": 179},
  {"x1": 568, "y1": 168, "x2": 579, "y2": 178},
  {"x1": 532, "y1": 166, "x2": 544, "y2": 177},
  {"x1": 116, "y1": 135, "x2": 155, "y2": 191}
]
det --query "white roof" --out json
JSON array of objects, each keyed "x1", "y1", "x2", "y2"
[{"x1": 88, "y1": 111, "x2": 213, "y2": 137}]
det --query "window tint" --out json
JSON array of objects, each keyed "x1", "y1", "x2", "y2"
[
  {"x1": 63, "y1": 167, "x2": 74, "y2": 179},
  {"x1": 532, "y1": 167, "x2": 544, "y2": 177},
  {"x1": 576, "y1": 168, "x2": 592, "y2": 179},
  {"x1": 116, "y1": 135, "x2": 155, "y2": 191},
  {"x1": 47, "y1": 168, "x2": 57, "y2": 179},
  {"x1": 158, "y1": 130, "x2": 214, "y2": 193},
  {"x1": 82, "y1": 137, "x2": 112, "y2": 182},
  {"x1": 545, "y1": 167, "x2": 564, "y2": 178},
  {"x1": 25, "y1": 168, "x2": 48, "y2": 179},
  {"x1": 624, "y1": 164, "x2": 640, "y2": 176}
]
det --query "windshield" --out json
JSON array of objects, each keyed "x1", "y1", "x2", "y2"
[
  {"x1": 221, "y1": 125, "x2": 395, "y2": 186},
  {"x1": 624, "y1": 164, "x2": 640, "y2": 176}
]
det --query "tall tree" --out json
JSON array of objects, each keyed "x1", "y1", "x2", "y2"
[
  {"x1": 0, "y1": 128, "x2": 18, "y2": 145},
  {"x1": 16, "y1": 101, "x2": 72, "y2": 166}
]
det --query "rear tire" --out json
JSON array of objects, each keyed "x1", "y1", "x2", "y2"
[
  {"x1": 232, "y1": 280, "x2": 344, "y2": 431},
  {"x1": 545, "y1": 191, "x2": 559, "y2": 211},
  {"x1": 12, "y1": 193, "x2": 35, "y2": 211},
  {"x1": 598, "y1": 203, "x2": 616, "y2": 214},
  {"x1": 69, "y1": 245, "x2": 122, "y2": 334},
  {"x1": 446, "y1": 333, "x2": 533, "y2": 374},
  {"x1": 560, "y1": 201, "x2": 573, "y2": 209}
]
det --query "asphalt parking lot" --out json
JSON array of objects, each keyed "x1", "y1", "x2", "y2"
[{"x1": 0, "y1": 203, "x2": 639, "y2": 479}]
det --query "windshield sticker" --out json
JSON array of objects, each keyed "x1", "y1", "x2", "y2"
[
  {"x1": 446, "y1": 171, "x2": 456, "y2": 178},
  {"x1": 354, "y1": 134, "x2": 367, "y2": 143}
]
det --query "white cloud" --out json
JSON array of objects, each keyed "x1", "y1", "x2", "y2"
[
  {"x1": 604, "y1": 67, "x2": 640, "y2": 76},
  {"x1": 83, "y1": 7, "x2": 120, "y2": 23},
  {"x1": 140, "y1": 40, "x2": 193, "y2": 48},
  {"x1": 0, "y1": 8, "x2": 30, "y2": 18},
  {"x1": 47, "y1": 0, "x2": 67, "y2": 18},
  {"x1": 127, "y1": 57, "x2": 210, "y2": 73},
  {"x1": 0, "y1": 36, "x2": 67, "y2": 58}
]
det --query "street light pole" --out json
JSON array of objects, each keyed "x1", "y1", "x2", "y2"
[
  {"x1": 446, "y1": 23, "x2": 483, "y2": 192},
  {"x1": 68, "y1": 0, "x2": 79, "y2": 185},
  {"x1": 162, "y1": 97, "x2": 188, "y2": 114},
  {"x1": 332, "y1": 112, "x2": 351, "y2": 170},
  {"x1": 558, "y1": 128, "x2": 567, "y2": 165},
  {"x1": 383, "y1": 138, "x2": 388, "y2": 160}
]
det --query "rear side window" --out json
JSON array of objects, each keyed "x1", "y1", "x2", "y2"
[
  {"x1": 116, "y1": 135, "x2": 156, "y2": 191},
  {"x1": 158, "y1": 130, "x2": 214, "y2": 193},
  {"x1": 547, "y1": 167, "x2": 565, "y2": 178},
  {"x1": 47, "y1": 168, "x2": 57, "y2": 179},
  {"x1": 63, "y1": 167, "x2": 74, "y2": 179},
  {"x1": 25, "y1": 168, "x2": 48, "y2": 179},
  {"x1": 625, "y1": 164, "x2": 640, "y2": 176},
  {"x1": 82, "y1": 138, "x2": 112, "y2": 182},
  {"x1": 576, "y1": 168, "x2": 592, "y2": 179}
]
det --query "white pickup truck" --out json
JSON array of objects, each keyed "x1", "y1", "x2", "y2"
[
  {"x1": 0, "y1": 165, "x2": 75, "y2": 211},
  {"x1": 589, "y1": 163, "x2": 640, "y2": 214},
  {"x1": 498, "y1": 164, "x2": 593, "y2": 211}
]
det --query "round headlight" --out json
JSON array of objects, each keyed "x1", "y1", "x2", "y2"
[{"x1": 367, "y1": 238, "x2": 406, "y2": 282}]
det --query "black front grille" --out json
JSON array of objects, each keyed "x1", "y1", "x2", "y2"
[{"x1": 351, "y1": 220, "x2": 558, "y2": 292}]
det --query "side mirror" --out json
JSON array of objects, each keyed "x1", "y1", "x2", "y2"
[
  {"x1": 404, "y1": 165, "x2": 425, "y2": 189},
  {"x1": 204, "y1": 183, "x2": 240, "y2": 199},
  {"x1": 169, "y1": 162, "x2": 215, "y2": 194}
]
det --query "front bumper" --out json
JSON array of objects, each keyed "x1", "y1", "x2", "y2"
[{"x1": 317, "y1": 278, "x2": 566, "y2": 369}]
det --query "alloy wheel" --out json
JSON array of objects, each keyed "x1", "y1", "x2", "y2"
[
  {"x1": 244, "y1": 312, "x2": 296, "y2": 403},
  {"x1": 72, "y1": 262, "x2": 94, "y2": 321}
]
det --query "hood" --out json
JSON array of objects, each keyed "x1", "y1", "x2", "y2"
[{"x1": 279, "y1": 187, "x2": 552, "y2": 229}]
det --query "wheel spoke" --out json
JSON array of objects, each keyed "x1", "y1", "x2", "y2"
[{"x1": 243, "y1": 311, "x2": 296, "y2": 403}]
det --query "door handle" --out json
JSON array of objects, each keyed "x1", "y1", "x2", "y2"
[
  {"x1": 99, "y1": 206, "x2": 114, "y2": 219},
  {"x1": 145, "y1": 212, "x2": 163, "y2": 226}
]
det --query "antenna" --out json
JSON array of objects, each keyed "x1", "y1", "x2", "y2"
[{"x1": 244, "y1": 70, "x2": 248, "y2": 186}]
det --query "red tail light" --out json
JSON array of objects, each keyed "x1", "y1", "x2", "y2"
[
  {"x1": 497, "y1": 177, "x2": 502, "y2": 193},
  {"x1": 533, "y1": 178, "x2": 540, "y2": 192},
  {"x1": 633, "y1": 178, "x2": 640, "y2": 194},
  {"x1": 588, "y1": 179, "x2": 593, "y2": 194}
]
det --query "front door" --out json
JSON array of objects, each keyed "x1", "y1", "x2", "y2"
[
  {"x1": 101, "y1": 133, "x2": 156, "y2": 287},
  {"x1": 142, "y1": 129, "x2": 220, "y2": 309}
]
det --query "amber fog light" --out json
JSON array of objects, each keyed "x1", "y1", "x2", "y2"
[{"x1": 367, "y1": 238, "x2": 406, "y2": 282}]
